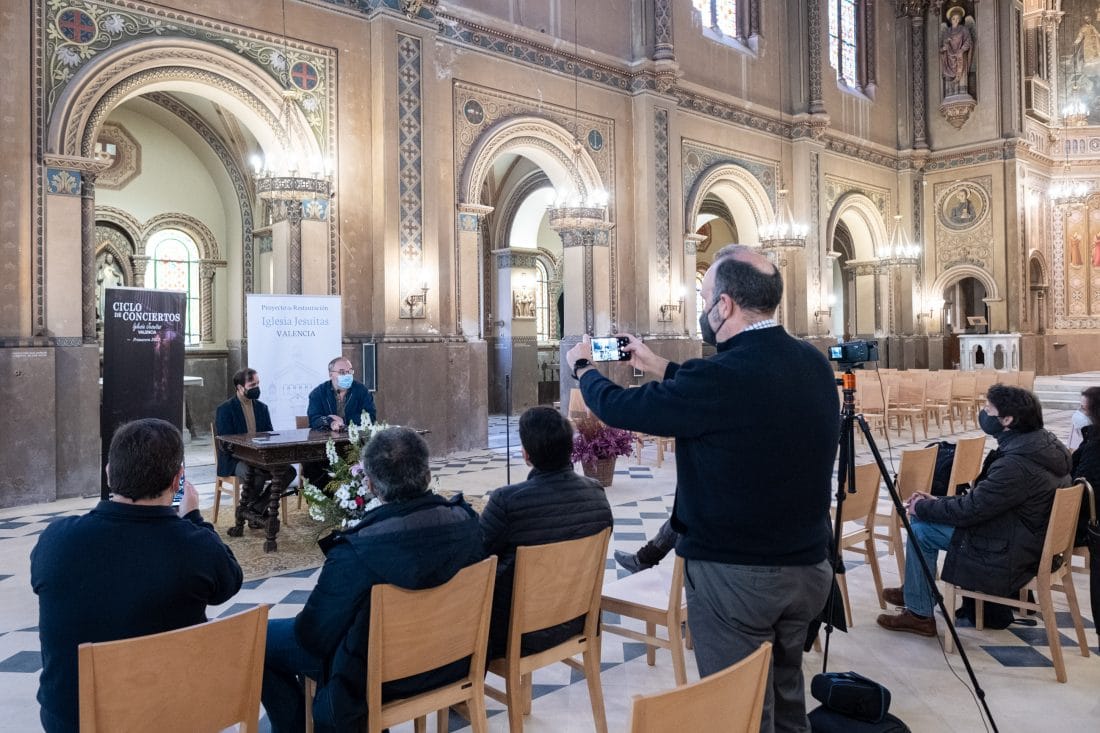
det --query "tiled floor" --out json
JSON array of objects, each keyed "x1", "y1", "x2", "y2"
[{"x1": 1, "y1": 404, "x2": 1098, "y2": 731}]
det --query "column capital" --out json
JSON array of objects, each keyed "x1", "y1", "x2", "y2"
[{"x1": 894, "y1": 1, "x2": 929, "y2": 20}]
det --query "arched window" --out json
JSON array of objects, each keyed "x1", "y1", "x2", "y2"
[
  {"x1": 692, "y1": 1, "x2": 758, "y2": 52},
  {"x1": 145, "y1": 228, "x2": 200, "y2": 345},
  {"x1": 828, "y1": 0, "x2": 875, "y2": 96},
  {"x1": 535, "y1": 259, "x2": 551, "y2": 343}
]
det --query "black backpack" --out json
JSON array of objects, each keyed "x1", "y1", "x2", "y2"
[{"x1": 927, "y1": 440, "x2": 964, "y2": 497}]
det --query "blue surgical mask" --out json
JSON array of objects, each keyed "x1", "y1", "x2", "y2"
[
  {"x1": 978, "y1": 409, "x2": 1005, "y2": 436},
  {"x1": 1071, "y1": 409, "x2": 1092, "y2": 431},
  {"x1": 336, "y1": 374, "x2": 354, "y2": 390}
]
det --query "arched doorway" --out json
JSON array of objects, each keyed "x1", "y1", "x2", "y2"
[
  {"x1": 457, "y1": 115, "x2": 608, "y2": 416},
  {"x1": 1028, "y1": 251, "x2": 1049, "y2": 334},
  {"x1": 825, "y1": 193, "x2": 889, "y2": 337},
  {"x1": 928, "y1": 266, "x2": 999, "y2": 368}
]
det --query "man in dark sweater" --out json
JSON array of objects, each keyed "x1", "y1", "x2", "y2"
[
  {"x1": 31, "y1": 418, "x2": 243, "y2": 733},
  {"x1": 480, "y1": 406, "x2": 613, "y2": 658},
  {"x1": 261, "y1": 427, "x2": 483, "y2": 733},
  {"x1": 215, "y1": 367, "x2": 296, "y2": 519},
  {"x1": 567, "y1": 244, "x2": 838, "y2": 733}
]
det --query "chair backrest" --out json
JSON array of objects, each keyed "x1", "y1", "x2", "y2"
[
  {"x1": 568, "y1": 388, "x2": 591, "y2": 419},
  {"x1": 1018, "y1": 370, "x2": 1036, "y2": 392},
  {"x1": 896, "y1": 444, "x2": 939, "y2": 501},
  {"x1": 974, "y1": 371, "x2": 997, "y2": 398},
  {"x1": 210, "y1": 421, "x2": 229, "y2": 477},
  {"x1": 628, "y1": 641, "x2": 772, "y2": 733},
  {"x1": 367, "y1": 556, "x2": 497, "y2": 709},
  {"x1": 858, "y1": 384, "x2": 888, "y2": 413},
  {"x1": 78, "y1": 605, "x2": 269, "y2": 733},
  {"x1": 508, "y1": 528, "x2": 612, "y2": 648},
  {"x1": 295, "y1": 415, "x2": 310, "y2": 429},
  {"x1": 996, "y1": 371, "x2": 1019, "y2": 386},
  {"x1": 840, "y1": 463, "x2": 882, "y2": 525},
  {"x1": 945, "y1": 435, "x2": 986, "y2": 496},
  {"x1": 1039, "y1": 483, "x2": 1086, "y2": 581},
  {"x1": 951, "y1": 375, "x2": 975, "y2": 399},
  {"x1": 926, "y1": 375, "x2": 952, "y2": 402}
]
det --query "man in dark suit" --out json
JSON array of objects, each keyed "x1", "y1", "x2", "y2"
[
  {"x1": 303, "y1": 356, "x2": 378, "y2": 487},
  {"x1": 215, "y1": 368, "x2": 295, "y2": 518}
]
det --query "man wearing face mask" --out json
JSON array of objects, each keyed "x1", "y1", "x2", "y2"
[
  {"x1": 303, "y1": 356, "x2": 378, "y2": 488},
  {"x1": 216, "y1": 368, "x2": 297, "y2": 521},
  {"x1": 877, "y1": 384, "x2": 1072, "y2": 637},
  {"x1": 566, "y1": 244, "x2": 838, "y2": 733}
]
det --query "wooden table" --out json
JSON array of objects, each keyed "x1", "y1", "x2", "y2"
[{"x1": 217, "y1": 429, "x2": 348, "y2": 552}]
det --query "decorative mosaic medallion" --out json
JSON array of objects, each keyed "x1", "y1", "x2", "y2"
[
  {"x1": 463, "y1": 99, "x2": 485, "y2": 125},
  {"x1": 587, "y1": 129, "x2": 604, "y2": 151}
]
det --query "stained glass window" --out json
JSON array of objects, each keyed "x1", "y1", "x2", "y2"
[
  {"x1": 146, "y1": 229, "x2": 200, "y2": 345},
  {"x1": 829, "y1": 0, "x2": 860, "y2": 88},
  {"x1": 695, "y1": 0, "x2": 738, "y2": 39}
]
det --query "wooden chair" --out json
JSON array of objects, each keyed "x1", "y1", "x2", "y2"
[
  {"x1": 632, "y1": 433, "x2": 672, "y2": 468},
  {"x1": 949, "y1": 375, "x2": 976, "y2": 431},
  {"x1": 211, "y1": 421, "x2": 240, "y2": 524},
  {"x1": 627, "y1": 642, "x2": 772, "y2": 733},
  {"x1": 1071, "y1": 479, "x2": 1095, "y2": 580},
  {"x1": 306, "y1": 557, "x2": 498, "y2": 733},
  {"x1": 567, "y1": 388, "x2": 591, "y2": 420},
  {"x1": 857, "y1": 384, "x2": 891, "y2": 439},
  {"x1": 944, "y1": 435, "x2": 986, "y2": 497},
  {"x1": 944, "y1": 483, "x2": 1090, "y2": 682},
  {"x1": 211, "y1": 422, "x2": 291, "y2": 525},
  {"x1": 890, "y1": 378, "x2": 927, "y2": 443},
  {"x1": 1018, "y1": 369, "x2": 1036, "y2": 392},
  {"x1": 78, "y1": 605, "x2": 269, "y2": 733},
  {"x1": 972, "y1": 371, "x2": 998, "y2": 423},
  {"x1": 486, "y1": 529, "x2": 611, "y2": 733},
  {"x1": 834, "y1": 463, "x2": 887, "y2": 625},
  {"x1": 924, "y1": 375, "x2": 955, "y2": 436},
  {"x1": 873, "y1": 445, "x2": 939, "y2": 577},
  {"x1": 995, "y1": 371, "x2": 1019, "y2": 386},
  {"x1": 601, "y1": 555, "x2": 690, "y2": 685}
]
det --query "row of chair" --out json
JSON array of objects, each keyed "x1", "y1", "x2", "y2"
[
  {"x1": 834, "y1": 441, "x2": 1092, "y2": 683},
  {"x1": 78, "y1": 527, "x2": 772, "y2": 732}
]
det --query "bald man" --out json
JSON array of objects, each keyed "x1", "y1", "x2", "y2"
[{"x1": 566, "y1": 244, "x2": 839, "y2": 733}]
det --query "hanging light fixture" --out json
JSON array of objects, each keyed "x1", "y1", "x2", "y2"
[
  {"x1": 759, "y1": 188, "x2": 809, "y2": 250},
  {"x1": 878, "y1": 214, "x2": 921, "y2": 269},
  {"x1": 251, "y1": 0, "x2": 331, "y2": 202},
  {"x1": 1062, "y1": 81, "x2": 1089, "y2": 128}
]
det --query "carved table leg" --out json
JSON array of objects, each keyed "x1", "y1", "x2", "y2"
[
  {"x1": 263, "y1": 469, "x2": 285, "y2": 553},
  {"x1": 227, "y1": 463, "x2": 255, "y2": 538}
]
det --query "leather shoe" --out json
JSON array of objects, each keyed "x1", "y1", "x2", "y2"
[
  {"x1": 883, "y1": 587, "x2": 905, "y2": 607},
  {"x1": 614, "y1": 550, "x2": 653, "y2": 574},
  {"x1": 876, "y1": 609, "x2": 937, "y2": 637}
]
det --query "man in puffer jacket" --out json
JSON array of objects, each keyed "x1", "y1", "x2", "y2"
[{"x1": 877, "y1": 384, "x2": 1072, "y2": 637}]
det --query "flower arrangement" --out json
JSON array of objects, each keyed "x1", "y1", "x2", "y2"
[
  {"x1": 302, "y1": 412, "x2": 387, "y2": 527},
  {"x1": 570, "y1": 415, "x2": 634, "y2": 465}
]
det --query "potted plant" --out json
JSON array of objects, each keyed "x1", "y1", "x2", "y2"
[{"x1": 571, "y1": 415, "x2": 634, "y2": 487}]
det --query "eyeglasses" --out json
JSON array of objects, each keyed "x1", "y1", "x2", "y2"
[{"x1": 330, "y1": 368, "x2": 354, "y2": 376}]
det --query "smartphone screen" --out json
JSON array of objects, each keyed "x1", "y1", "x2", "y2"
[
  {"x1": 591, "y1": 336, "x2": 630, "y2": 362},
  {"x1": 171, "y1": 470, "x2": 185, "y2": 507}
]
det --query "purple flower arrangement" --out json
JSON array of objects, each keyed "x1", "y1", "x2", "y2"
[{"x1": 570, "y1": 416, "x2": 635, "y2": 465}]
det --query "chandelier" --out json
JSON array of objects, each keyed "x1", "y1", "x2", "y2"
[
  {"x1": 250, "y1": 1, "x2": 332, "y2": 202},
  {"x1": 758, "y1": 188, "x2": 808, "y2": 251},
  {"x1": 1063, "y1": 83, "x2": 1089, "y2": 128},
  {"x1": 877, "y1": 214, "x2": 920, "y2": 269}
]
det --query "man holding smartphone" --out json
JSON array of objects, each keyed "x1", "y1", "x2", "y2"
[
  {"x1": 32, "y1": 418, "x2": 243, "y2": 733},
  {"x1": 566, "y1": 244, "x2": 838, "y2": 733}
]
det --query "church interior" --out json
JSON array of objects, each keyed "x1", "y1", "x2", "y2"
[{"x1": 3, "y1": 0, "x2": 1100, "y2": 730}]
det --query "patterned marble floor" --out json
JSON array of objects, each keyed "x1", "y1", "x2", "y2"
[{"x1": 1, "y1": 406, "x2": 1098, "y2": 731}]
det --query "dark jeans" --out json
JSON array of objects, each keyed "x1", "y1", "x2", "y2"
[{"x1": 261, "y1": 618, "x2": 323, "y2": 733}]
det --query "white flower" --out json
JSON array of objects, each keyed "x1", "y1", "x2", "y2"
[
  {"x1": 347, "y1": 420, "x2": 360, "y2": 444},
  {"x1": 302, "y1": 96, "x2": 319, "y2": 112},
  {"x1": 56, "y1": 47, "x2": 81, "y2": 67},
  {"x1": 334, "y1": 485, "x2": 350, "y2": 502},
  {"x1": 325, "y1": 439, "x2": 338, "y2": 466},
  {"x1": 308, "y1": 505, "x2": 326, "y2": 521},
  {"x1": 103, "y1": 14, "x2": 125, "y2": 34},
  {"x1": 271, "y1": 51, "x2": 286, "y2": 70}
]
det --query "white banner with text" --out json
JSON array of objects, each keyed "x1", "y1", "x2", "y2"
[{"x1": 246, "y1": 294, "x2": 342, "y2": 430}]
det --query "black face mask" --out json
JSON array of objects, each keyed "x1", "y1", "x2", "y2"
[
  {"x1": 244, "y1": 386, "x2": 261, "y2": 401},
  {"x1": 978, "y1": 409, "x2": 1004, "y2": 436},
  {"x1": 699, "y1": 299, "x2": 726, "y2": 347}
]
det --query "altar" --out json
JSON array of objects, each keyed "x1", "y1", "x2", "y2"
[{"x1": 957, "y1": 334, "x2": 1021, "y2": 371}]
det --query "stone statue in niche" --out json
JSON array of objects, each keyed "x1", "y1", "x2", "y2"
[
  {"x1": 940, "y1": 5, "x2": 974, "y2": 98},
  {"x1": 96, "y1": 251, "x2": 125, "y2": 325},
  {"x1": 513, "y1": 287, "x2": 535, "y2": 320}
]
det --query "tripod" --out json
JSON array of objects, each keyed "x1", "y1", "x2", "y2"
[{"x1": 821, "y1": 366, "x2": 999, "y2": 733}]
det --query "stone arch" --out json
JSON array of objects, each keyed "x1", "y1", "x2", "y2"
[
  {"x1": 1027, "y1": 249, "x2": 1049, "y2": 287},
  {"x1": 825, "y1": 192, "x2": 889, "y2": 261},
  {"x1": 928, "y1": 264, "x2": 1001, "y2": 302},
  {"x1": 48, "y1": 38, "x2": 318, "y2": 163},
  {"x1": 95, "y1": 205, "x2": 142, "y2": 246},
  {"x1": 141, "y1": 213, "x2": 221, "y2": 260},
  {"x1": 459, "y1": 116, "x2": 604, "y2": 207},
  {"x1": 684, "y1": 163, "x2": 773, "y2": 244},
  {"x1": 94, "y1": 225, "x2": 136, "y2": 287},
  {"x1": 497, "y1": 170, "x2": 554, "y2": 248}
]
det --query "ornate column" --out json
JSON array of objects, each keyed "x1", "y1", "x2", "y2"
[
  {"x1": 132, "y1": 256, "x2": 147, "y2": 286},
  {"x1": 286, "y1": 200, "x2": 303, "y2": 294},
  {"x1": 456, "y1": 204, "x2": 494, "y2": 338},
  {"x1": 898, "y1": 1, "x2": 930, "y2": 149},
  {"x1": 683, "y1": 233, "x2": 707, "y2": 333},
  {"x1": 199, "y1": 262, "x2": 216, "y2": 343},
  {"x1": 807, "y1": 0, "x2": 826, "y2": 114},
  {"x1": 548, "y1": 207, "x2": 614, "y2": 336},
  {"x1": 653, "y1": 0, "x2": 675, "y2": 61},
  {"x1": 1041, "y1": 11, "x2": 1063, "y2": 126},
  {"x1": 490, "y1": 248, "x2": 539, "y2": 414},
  {"x1": 80, "y1": 174, "x2": 98, "y2": 342}
]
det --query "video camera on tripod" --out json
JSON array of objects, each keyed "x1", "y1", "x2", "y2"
[{"x1": 828, "y1": 339, "x2": 879, "y2": 369}]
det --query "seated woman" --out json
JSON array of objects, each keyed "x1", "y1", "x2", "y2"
[{"x1": 877, "y1": 385, "x2": 1072, "y2": 637}]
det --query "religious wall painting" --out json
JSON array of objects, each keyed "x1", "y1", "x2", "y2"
[
  {"x1": 1060, "y1": 0, "x2": 1100, "y2": 126},
  {"x1": 933, "y1": 178, "x2": 993, "y2": 273},
  {"x1": 938, "y1": 182, "x2": 987, "y2": 231},
  {"x1": 1059, "y1": 199, "x2": 1100, "y2": 316}
]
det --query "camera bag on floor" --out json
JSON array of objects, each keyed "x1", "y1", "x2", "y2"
[
  {"x1": 808, "y1": 706, "x2": 911, "y2": 733},
  {"x1": 809, "y1": 672, "x2": 909, "y2": 732}
]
